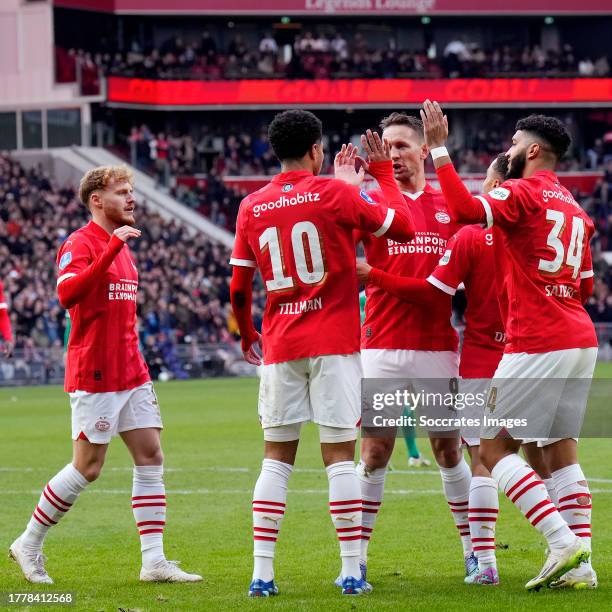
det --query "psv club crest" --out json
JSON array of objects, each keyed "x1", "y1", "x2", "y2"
[{"x1": 95, "y1": 419, "x2": 111, "y2": 432}]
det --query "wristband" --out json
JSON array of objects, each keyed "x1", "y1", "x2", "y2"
[{"x1": 430, "y1": 146, "x2": 449, "y2": 160}]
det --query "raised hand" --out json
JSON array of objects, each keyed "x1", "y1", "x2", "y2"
[
  {"x1": 334, "y1": 143, "x2": 366, "y2": 187},
  {"x1": 360, "y1": 129, "x2": 391, "y2": 164},
  {"x1": 420, "y1": 99, "x2": 449, "y2": 149},
  {"x1": 356, "y1": 261, "x2": 372, "y2": 284},
  {"x1": 113, "y1": 225, "x2": 142, "y2": 243}
]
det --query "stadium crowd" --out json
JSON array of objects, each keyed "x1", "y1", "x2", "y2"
[
  {"x1": 56, "y1": 31, "x2": 609, "y2": 85},
  {"x1": 124, "y1": 116, "x2": 612, "y2": 180},
  {"x1": 0, "y1": 154, "x2": 266, "y2": 378},
  {"x1": 117, "y1": 119, "x2": 612, "y2": 241},
  {"x1": 1, "y1": 129, "x2": 611, "y2": 368}
]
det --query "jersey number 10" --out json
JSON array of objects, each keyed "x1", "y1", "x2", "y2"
[
  {"x1": 538, "y1": 209, "x2": 585, "y2": 280},
  {"x1": 259, "y1": 221, "x2": 327, "y2": 292}
]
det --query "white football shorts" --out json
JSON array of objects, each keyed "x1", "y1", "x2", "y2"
[
  {"x1": 480, "y1": 347, "x2": 597, "y2": 441},
  {"x1": 258, "y1": 353, "x2": 362, "y2": 442},
  {"x1": 458, "y1": 377, "x2": 490, "y2": 447},
  {"x1": 70, "y1": 381, "x2": 163, "y2": 444},
  {"x1": 361, "y1": 349, "x2": 460, "y2": 433}
]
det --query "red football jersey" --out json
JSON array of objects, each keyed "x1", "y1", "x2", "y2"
[
  {"x1": 57, "y1": 221, "x2": 150, "y2": 392},
  {"x1": 478, "y1": 170, "x2": 597, "y2": 354},
  {"x1": 428, "y1": 226, "x2": 505, "y2": 378},
  {"x1": 0, "y1": 280, "x2": 12, "y2": 342},
  {"x1": 360, "y1": 184, "x2": 460, "y2": 351},
  {"x1": 230, "y1": 170, "x2": 407, "y2": 364}
]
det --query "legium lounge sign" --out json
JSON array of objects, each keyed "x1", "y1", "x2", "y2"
[
  {"x1": 53, "y1": 1, "x2": 612, "y2": 15},
  {"x1": 303, "y1": 0, "x2": 436, "y2": 11}
]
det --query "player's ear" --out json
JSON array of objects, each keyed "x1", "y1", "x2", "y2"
[
  {"x1": 527, "y1": 142, "x2": 540, "y2": 161},
  {"x1": 89, "y1": 191, "x2": 102, "y2": 211},
  {"x1": 420, "y1": 142, "x2": 429, "y2": 161}
]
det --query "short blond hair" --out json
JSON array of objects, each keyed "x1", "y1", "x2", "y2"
[{"x1": 79, "y1": 165, "x2": 134, "y2": 208}]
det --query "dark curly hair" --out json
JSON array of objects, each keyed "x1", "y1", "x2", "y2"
[
  {"x1": 515, "y1": 114, "x2": 571, "y2": 160},
  {"x1": 491, "y1": 153, "x2": 509, "y2": 178},
  {"x1": 268, "y1": 110, "x2": 322, "y2": 162},
  {"x1": 379, "y1": 112, "x2": 424, "y2": 141}
]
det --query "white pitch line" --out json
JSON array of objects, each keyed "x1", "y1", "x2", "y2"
[
  {"x1": 2, "y1": 466, "x2": 611, "y2": 483},
  {"x1": 0, "y1": 466, "x2": 440, "y2": 475},
  {"x1": 1, "y1": 488, "x2": 443, "y2": 496},
  {"x1": 1, "y1": 488, "x2": 612, "y2": 496}
]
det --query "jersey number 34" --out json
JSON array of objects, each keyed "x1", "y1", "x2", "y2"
[{"x1": 538, "y1": 209, "x2": 585, "y2": 280}]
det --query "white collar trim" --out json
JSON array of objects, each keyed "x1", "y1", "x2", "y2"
[{"x1": 402, "y1": 190, "x2": 424, "y2": 200}]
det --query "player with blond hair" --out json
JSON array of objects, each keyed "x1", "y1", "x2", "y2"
[{"x1": 9, "y1": 165, "x2": 201, "y2": 585}]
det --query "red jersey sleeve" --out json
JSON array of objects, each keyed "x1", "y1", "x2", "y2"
[
  {"x1": 56, "y1": 232, "x2": 125, "y2": 309},
  {"x1": 332, "y1": 180, "x2": 414, "y2": 241},
  {"x1": 427, "y1": 227, "x2": 475, "y2": 296},
  {"x1": 56, "y1": 234, "x2": 93, "y2": 284},
  {"x1": 230, "y1": 199, "x2": 257, "y2": 268},
  {"x1": 478, "y1": 180, "x2": 536, "y2": 230}
]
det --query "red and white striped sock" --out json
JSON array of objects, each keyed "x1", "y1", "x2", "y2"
[
  {"x1": 439, "y1": 457, "x2": 472, "y2": 555},
  {"x1": 552, "y1": 464, "x2": 592, "y2": 565},
  {"x1": 543, "y1": 478, "x2": 558, "y2": 506},
  {"x1": 356, "y1": 460, "x2": 386, "y2": 562},
  {"x1": 492, "y1": 453, "x2": 575, "y2": 551},
  {"x1": 252, "y1": 459, "x2": 292, "y2": 582},
  {"x1": 132, "y1": 465, "x2": 166, "y2": 570},
  {"x1": 21, "y1": 463, "x2": 88, "y2": 553},
  {"x1": 327, "y1": 461, "x2": 362, "y2": 580},
  {"x1": 468, "y1": 476, "x2": 498, "y2": 569}
]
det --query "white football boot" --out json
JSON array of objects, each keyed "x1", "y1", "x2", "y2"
[
  {"x1": 525, "y1": 538, "x2": 589, "y2": 591},
  {"x1": 549, "y1": 562, "x2": 598, "y2": 589},
  {"x1": 140, "y1": 560, "x2": 202, "y2": 582},
  {"x1": 8, "y1": 536, "x2": 53, "y2": 584}
]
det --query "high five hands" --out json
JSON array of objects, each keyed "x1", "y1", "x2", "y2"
[
  {"x1": 420, "y1": 99, "x2": 449, "y2": 150},
  {"x1": 334, "y1": 129, "x2": 391, "y2": 186}
]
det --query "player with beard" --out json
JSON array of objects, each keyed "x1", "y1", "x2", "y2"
[
  {"x1": 355, "y1": 154, "x2": 577, "y2": 586},
  {"x1": 420, "y1": 101, "x2": 597, "y2": 591},
  {"x1": 9, "y1": 165, "x2": 202, "y2": 585},
  {"x1": 335, "y1": 113, "x2": 473, "y2": 585}
]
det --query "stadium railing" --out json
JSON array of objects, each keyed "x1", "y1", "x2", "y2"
[
  {"x1": 2, "y1": 324, "x2": 612, "y2": 387},
  {"x1": 0, "y1": 343, "x2": 251, "y2": 387}
]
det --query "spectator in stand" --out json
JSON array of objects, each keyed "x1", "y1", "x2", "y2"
[
  {"x1": 331, "y1": 31, "x2": 349, "y2": 60},
  {"x1": 585, "y1": 278, "x2": 612, "y2": 322},
  {"x1": 55, "y1": 24, "x2": 610, "y2": 81},
  {"x1": 595, "y1": 55, "x2": 610, "y2": 76},
  {"x1": 579, "y1": 57, "x2": 595, "y2": 76},
  {"x1": 200, "y1": 30, "x2": 217, "y2": 55},
  {"x1": 259, "y1": 32, "x2": 278, "y2": 55}
]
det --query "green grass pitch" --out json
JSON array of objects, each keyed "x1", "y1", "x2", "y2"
[{"x1": 1, "y1": 364, "x2": 611, "y2": 611}]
